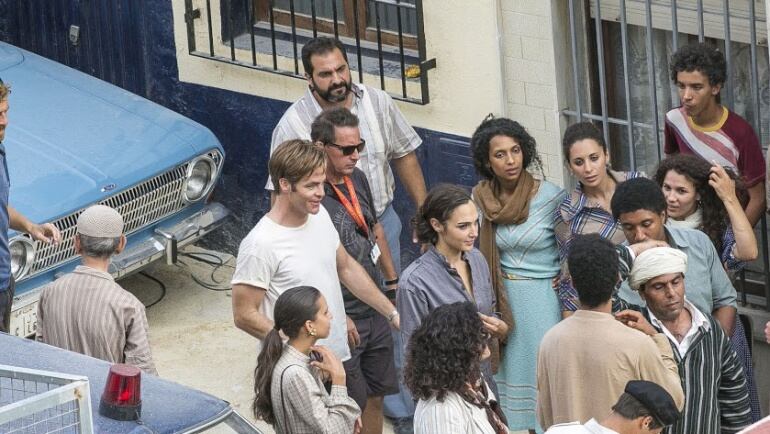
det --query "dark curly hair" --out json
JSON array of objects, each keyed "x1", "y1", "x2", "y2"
[
  {"x1": 611, "y1": 178, "x2": 667, "y2": 221},
  {"x1": 470, "y1": 116, "x2": 542, "y2": 180},
  {"x1": 414, "y1": 184, "x2": 474, "y2": 245},
  {"x1": 562, "y1": 121, "x2": 607, "y2": 162},
  {"x1": 568, "y1": 234, "x2": 619, "y2": 308},
  {"x1": 653, "y1": 154, "x2": 745, "y2": 255},
  {"x1": 404, "y1": 302, "x2": 486, "y2": 402},
  {"x1": 669, "y1": 43, "x2": 726, "y2": 87}
]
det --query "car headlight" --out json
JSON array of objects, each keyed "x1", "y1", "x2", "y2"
[
  {"x1": 182, "y1": 156, "x2": 217, "y2": 202},
  {"x1": 9, "y1": 236, "x2": 35, "y2": 280}
]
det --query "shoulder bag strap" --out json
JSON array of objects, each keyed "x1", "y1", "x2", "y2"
[{"x1": 278, "y1": 364, "x2": 303, "y2": 432}]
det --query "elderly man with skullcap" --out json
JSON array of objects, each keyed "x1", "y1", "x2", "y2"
[
  {"x1": 37, "y1": 205, "x2": 157, "y2": 375},
  {"x1": 616, "y1": 247, "x2": 750, "y2": 434}
]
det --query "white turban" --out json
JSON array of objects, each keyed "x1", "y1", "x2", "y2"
[{"x1": 629, "y1": 247, "x2": 688, "y2": 290}]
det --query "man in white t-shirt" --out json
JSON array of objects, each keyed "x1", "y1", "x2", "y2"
[{"x1": 231, "y1": 139, "x2": 400, "y2": 360}]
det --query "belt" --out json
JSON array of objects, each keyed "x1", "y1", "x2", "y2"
[{"x1": 501, "y1": 271, "x2": 533, "y2": 281}]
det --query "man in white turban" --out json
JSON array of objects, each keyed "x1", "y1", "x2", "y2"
[
  {"x1": 36, "y1": 205, "x2": 157, "y2": 374},
  {"x1": 616, "y1": 247, "x2": 751, "y2": 434},
  {"x1": 628, "y1": 247, "x2": 688, "y2": 292}
]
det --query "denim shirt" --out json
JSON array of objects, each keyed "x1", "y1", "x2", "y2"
[
  {"x1": 396, "y1": 246, "x2": 496, "y2": 356},
  {"x1": 0, "y1": 143, "x2": 10, "y2": 290},
  {"x1": 618, "y1": 226, "x2": 737, "y2": 315}
]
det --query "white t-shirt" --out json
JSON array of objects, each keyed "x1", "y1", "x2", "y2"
[{"x1": 231, "y1": 205, "x2": 350, "y2": 361}]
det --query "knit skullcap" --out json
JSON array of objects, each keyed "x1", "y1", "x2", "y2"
[{"x1": 76, "y1": 205, "x2": 124, "y2": 238}]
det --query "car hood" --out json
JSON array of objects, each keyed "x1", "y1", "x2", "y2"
[
  {"x1": 0, "y1": 42, "x2": 220, "y2": 223},
  {"x1": 0, "y1": 334, "x2": 233, "y2": 434}
]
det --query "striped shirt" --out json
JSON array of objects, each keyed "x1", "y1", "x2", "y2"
[
  {"x1": 36, "y1": 265, "x2": 157, "y2": 375},
  {"x1": 266, "y1": 83, "x2": 422, "y2": 215},
  {"x1": 644, "y1": 307, "x2": 751, "y2": 434},
  {"x1": 414, "y1": 383, "x2": 498, "y2": 434},
  {"x1": 664, "y1": 106, "x2": 765, "y2": 187},
  {"x1": 270, "y1": 345, "x2": 360, "y2": 434},
  {"x1": 554, "y1": 170, "x2": 644, "y2": 311}
]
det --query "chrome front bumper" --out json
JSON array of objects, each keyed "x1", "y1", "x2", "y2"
[
  {"x1": 109, "y1": 202, "x2": 230, "y2": 278},
  {"x1": 9, "y1": 202, "x2": 230, "y2": 337}
]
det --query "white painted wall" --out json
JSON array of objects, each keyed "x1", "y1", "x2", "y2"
[
  {"x1": 170, "y1": 0, "x2": 506, "y2": 139},
  {"x1": 498, "y1": 0, "x2": 567, "y2": 186}
]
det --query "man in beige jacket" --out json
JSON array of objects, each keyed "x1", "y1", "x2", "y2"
[{"x1": 536, "y1": 234, "x2": 683, "y2": 429}]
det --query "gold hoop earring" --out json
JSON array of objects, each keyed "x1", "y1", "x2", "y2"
[{"x1": 308, "y1": 328, "x2": 317, "y2": 337}]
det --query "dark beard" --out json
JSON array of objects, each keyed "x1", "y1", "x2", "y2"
[{"x1": 312, "y1": 79, "x2": 351, "y2": 103}]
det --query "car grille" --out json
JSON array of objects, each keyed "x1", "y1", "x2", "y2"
[{"x1": 27, "y1": 150, "x2": 222, "y2": 276}]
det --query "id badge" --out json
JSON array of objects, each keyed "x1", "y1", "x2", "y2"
[{"x1": 370, "y1": 242, "x2": 381, "y2": 264}]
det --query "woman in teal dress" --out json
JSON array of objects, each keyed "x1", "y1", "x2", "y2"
[{"x1": 471, "y1": 116, "x2": 565, "y2": 434}]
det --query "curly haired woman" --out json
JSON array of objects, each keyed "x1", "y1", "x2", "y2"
[
  {"x1": 470, "y1": 116, "x2": 565, "y2": 433},
  {"x1": 654, "y1": 154, "x2": 760, "y2": 421},
  {"x1": 405, "y1": 302, "x2": 508, "y2": 434}
]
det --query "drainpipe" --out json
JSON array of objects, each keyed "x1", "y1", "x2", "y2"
[{"x1": 494, "y1": 0, "x2": 508, "y2": 117}]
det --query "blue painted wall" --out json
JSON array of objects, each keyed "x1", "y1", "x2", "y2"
[{"x1": 0, "y1": 0, "x2": 473, "y2": 268}]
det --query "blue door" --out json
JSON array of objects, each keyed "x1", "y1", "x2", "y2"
[{"x1": 4, "y1": 0, "x2": 147, "y2": 96}]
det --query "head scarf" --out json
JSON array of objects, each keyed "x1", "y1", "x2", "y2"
[
  {"x1": 629, "y1": 247, "x2": 688, "y2": 290},
  {"x1": 666, "y1": 207, "x2": 703, "y2": 231}
]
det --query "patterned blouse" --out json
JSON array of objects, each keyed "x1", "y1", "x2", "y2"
[
  {"x1": 270, "y1": 345, "x2": 360, "y2": 434},
  {"x1": 554, "y1": 170, "x2": 645, "y2": 311}
]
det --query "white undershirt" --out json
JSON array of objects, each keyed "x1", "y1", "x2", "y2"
[{"x1": 648, "y1": 298, "x2": 710, "y2": 357}]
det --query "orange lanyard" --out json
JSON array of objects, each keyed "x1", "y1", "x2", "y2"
[{"x1": 329, "y1": 177, "x2": 370, "y2": 238}]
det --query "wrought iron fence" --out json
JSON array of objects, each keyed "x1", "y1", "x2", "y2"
[
  {"x1": 183, "y1": 0, "x2": 436, "y2": 104},
  {"x1": 562, "y1": 0, "x2": 770, "y2": 309}
]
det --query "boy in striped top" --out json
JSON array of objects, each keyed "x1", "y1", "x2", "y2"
[{"x1": 664, "y1": 43, "x2": 765, "y2": 226}]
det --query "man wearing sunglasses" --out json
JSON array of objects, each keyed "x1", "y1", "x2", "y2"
[
  {"x1": 266, "y1": 37, "x2": 426, "y2": 279},
  {"x1": 311, "y1": 107, "x2": 399, "y2": 434},
  {"x1": 266, "y1": 37, "x2": 426, "y2": 433}
]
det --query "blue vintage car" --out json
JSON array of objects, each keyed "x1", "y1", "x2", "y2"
[{"x1": 0, "y1": 41, "x2": 229, "y2": 336}]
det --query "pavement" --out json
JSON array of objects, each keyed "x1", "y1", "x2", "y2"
[
  {"x1": 121, "y1": 245, "x2": 528, "y2": 434},
  {"x1": 119, "y1": 246, "x2": 397, "y2": 434}
]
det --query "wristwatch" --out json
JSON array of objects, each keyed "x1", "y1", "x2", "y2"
[{"x1": 387, "y1": 310, "x2": 399, "y2": 323}]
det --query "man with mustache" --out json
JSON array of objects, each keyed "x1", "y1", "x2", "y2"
[
  {"x1": 312, "y1": 107, "x2": 400, "y2": 434},
  {"x1": 617, "y1": 247, "x2": 751, "y2": 434},
  {"x1": 267, "y1": 37, "x2": 426, "y2": 277},
  {"x1": 0, "y1": 81, "x2": 61, "y2": 333},
  {"x1": 266, "y1": 36, "x2": 426, "y2": 432},
  {"x1": 663, "y1": 43, "x2": 765, "y2": 226}
]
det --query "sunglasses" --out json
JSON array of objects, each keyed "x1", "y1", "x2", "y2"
[{"x1": 325, "y1": 139, "x2": 366, "y2": 156}]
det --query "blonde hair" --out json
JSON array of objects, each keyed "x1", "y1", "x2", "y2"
[
  {"x1": 0, "y1": 82, "x2": 10, "y2": 102},
  {"x1": 269, "y1": 139, "x2": 326, "y2": 193}
]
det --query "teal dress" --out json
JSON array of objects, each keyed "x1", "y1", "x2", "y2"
[{"x1": 493, "y1": 180, "x2": 565, "y2": 432}]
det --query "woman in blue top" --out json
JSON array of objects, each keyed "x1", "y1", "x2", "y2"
[{"x1": 470, "y1": 116, "x2": 565, "y2": 434}]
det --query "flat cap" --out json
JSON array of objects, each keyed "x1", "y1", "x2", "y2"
[
  {"x1": 76, "y1": 205, "x2": 124, "y2": 238},
  {"x1": 625, "y1": 380, "x2": 679, "y2": 425}
]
